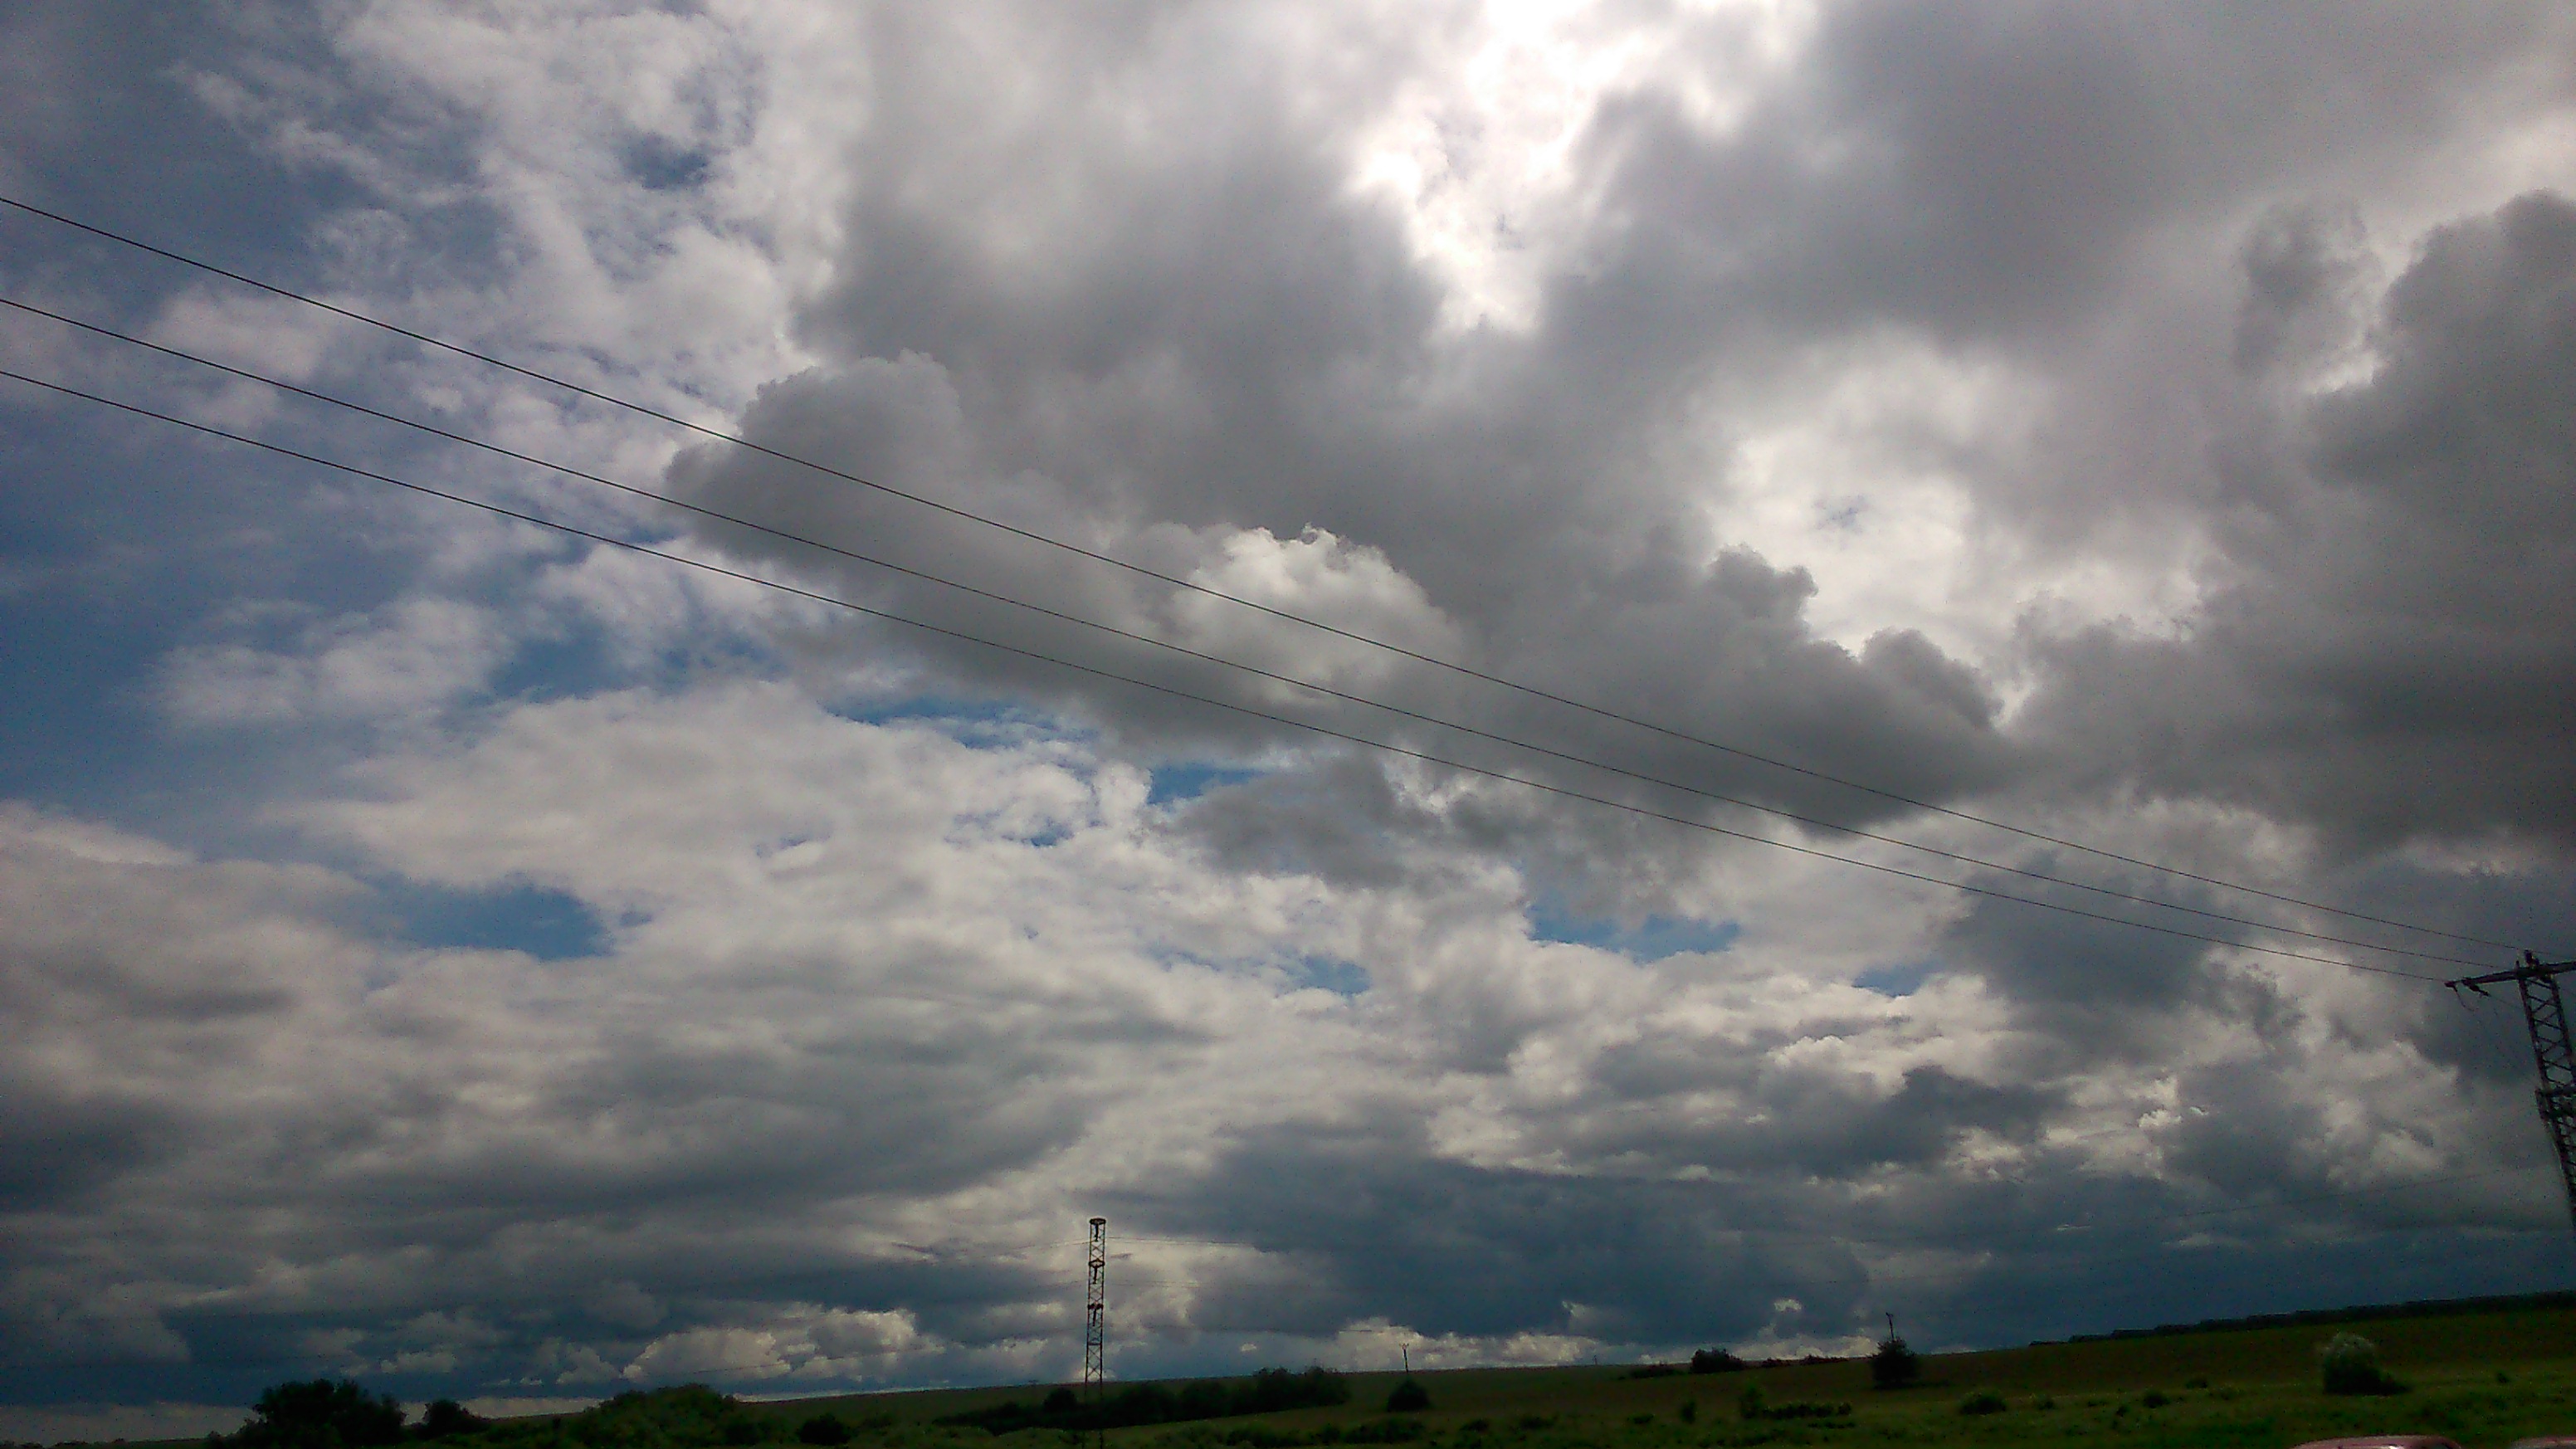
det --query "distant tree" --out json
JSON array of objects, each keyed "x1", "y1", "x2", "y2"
[
  {"x1": 232, "y1": 1381, "x2": 407, "y2": 1449},
  {"x1": 2319, "y1": 1334, "x2": 2407, "y2": 1396},
  {"x1": 1688, "y1": 1349, "x2": 1746, "y2": 1374},
  {"x1": 1177, "y1": 1380, "x2": 1231, "y2": 1418},
  {"x1": 414, "y1": 1402, "x2": 485, "y2": 1442},
  {"x1": 1384, "y1": 1379, "x2": 1430, "y2": 1414},
  {"x1": 1041, "y1": 1388, "x2": 1080, "y2": 1414},
  {"x1": 1869, "y1": 1336, "x2": 1920, "y2": 1389},
  {"x1": 796, "y1": 1414, "x2": 851, "y2": 1446}
]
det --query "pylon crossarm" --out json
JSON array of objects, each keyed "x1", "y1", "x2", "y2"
[{"x1": 2444, "y1": 952, "x2": 2576, "y2": 991}]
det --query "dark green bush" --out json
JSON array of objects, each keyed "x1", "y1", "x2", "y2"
[
  {"x1": 2320, "y1": 1334, "x2": 2408, "y2": 1397},
  {"x1": 415, "y1": 1402, "x2": 485, "y2": 1442},
  {"x1": 1383, "y1": 1379, "x2": 1430, "y2": 1414},
  {"x1": 230, "y1": 1380, "x2": 408, "y2": 1449},
  {"x1": 1690, "y1": 1349, "x2": 1748, "y2": 1374},
  {"x1": 1870, "y1": 1337, "x2": 1920, "y2": 1390},
  {"x1": 796, "y1": 1415, "x2": 851, "y2": 1447},
  {"x1": 1958, "y1": 1392, "x2": 2007, "y2": 1416}
]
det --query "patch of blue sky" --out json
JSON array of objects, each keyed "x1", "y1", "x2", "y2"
[
  {"x1": 481, "y1": 625, "x2": 645, "y2": 708},
  {"x1": 1854, "y1": 959, "x2": 1939, "y2": 998},
  {"x1": 379, "y1": 880, "x2": 609, "y2": 961},
  {"x1": 832, "y1": 693, "x2": 1086, "y2": 750},
  {"x1": 1527, "y1": 895, "x2": 1742, "y2": 961},
  {"x1": 1283, "y1": 956, "x2": 1371, "y2": 997},
  {"x1": 1145, "y1": 949, "x2": 1369, "y2": 998},
  {"x1": 1146, "y1": 763, "x2": 1264, "y2": 806}
]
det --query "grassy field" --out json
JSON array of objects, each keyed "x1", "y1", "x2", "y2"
[{"x1": 748, "y1": 1301, "x2": 2576, "y2": 1449}]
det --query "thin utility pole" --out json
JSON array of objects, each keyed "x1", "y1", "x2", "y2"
[{"x1": 2449, "y1": 952, "x2": 2576, "y2": 1231}]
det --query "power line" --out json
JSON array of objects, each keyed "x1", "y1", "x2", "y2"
[
  {"x1": 0, "y1": 365, "x2": 2451, "y2": 983},
  {"x1": 0, "y1": 192, "x2": 2511, "y2": 953},
  {"x1": 0, "y1": 296, "x2": 2497, "y2": 972}
]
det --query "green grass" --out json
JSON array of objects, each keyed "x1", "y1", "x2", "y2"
[
  {"x1": 748, "y1": 1302, "x2": 2576, "y2": 1449},
  {"x1": 100, "y1": 1301, "x2": 2576, "y2": 1449}
]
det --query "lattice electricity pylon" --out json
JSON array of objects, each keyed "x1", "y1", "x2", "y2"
[
  {"x1": 2449, "y1": 952, "x2": 2576, "y2": 1232},
  {"x1": 1083, "y1": 1217, "x2": 1109, "y2": 1396}
]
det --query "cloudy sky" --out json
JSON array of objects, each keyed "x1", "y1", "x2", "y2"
[{"x1": 4, "y1": 0, "x2": 2576, "y2": 1436}]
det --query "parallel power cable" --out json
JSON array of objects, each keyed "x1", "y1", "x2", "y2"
[
  {"x1": 0, "y1": 296, "x2": 2499, "y2": 972},
  {"x1": 0, "y1": 365, "x2": 2450, "y2": 984},
  {"x1": 0, "y1": 193, "x2": 2511, "y2": 953}
]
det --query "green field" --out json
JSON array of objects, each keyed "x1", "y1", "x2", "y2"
[{"x1": 743, "y1": 1301, "x2": 2576, "y2": 1449}]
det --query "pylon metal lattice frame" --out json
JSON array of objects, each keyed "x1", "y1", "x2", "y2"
[
  {"x1": 2449, "y1": 952, "x2": 2576, "y2": 1231},
  {"x1": 1083, "y1": 1217, "x2": 1108, "y2": 1396}
]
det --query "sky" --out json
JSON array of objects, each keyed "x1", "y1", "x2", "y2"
[{"x1": 2, "y1": 0, "x2": 2574, "y2": 1437}]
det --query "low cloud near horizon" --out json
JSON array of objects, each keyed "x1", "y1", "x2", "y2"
[{"x1": 2, "y1": 1, "x2": 2573, "y2": 1434}]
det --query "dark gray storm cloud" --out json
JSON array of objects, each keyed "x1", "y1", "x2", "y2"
[{"x1": 2022, "y1": 191, "x2": 2576, "y2": 851}]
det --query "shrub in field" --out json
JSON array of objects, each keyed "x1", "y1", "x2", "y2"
[
  {"x1": 228, "y1": 1380, "x2": 407, "y2": 1449},
  {"x1": 1690, "y1": 1349, "x2": 1749, "y2": 1374},
  {"x1": 2139, "y1": 1390, "x2": 2170, "y2": 1409},
  {"x1": 2029, "y1": 1394, "x2": 2056, "y2": 1412},
  {"x1": 1384, "y1": 1378, "x2": 1431, "y2": 1414},
  {"x1": 1870, "y1": 1336, "x2": 1920, "y2": 1389},
  {"x1": 1958, "y1": 1392, "x2": 2006, "y2": 1416},
  {"x1": 797, "y1": 1414, "x2": 852, "y2": 1446},
  {"x1": 1678, "y1": 1400, "x2": 1698, "y2": 1424},
  {"x1": 416, "y1": 1401, "x2": 485, "y2": 1441},
  {"x1": 2320, "y1": 1333, "x2": 2408, "y2": 1396}
]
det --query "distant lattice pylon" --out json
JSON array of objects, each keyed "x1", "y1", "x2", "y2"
[
  {"x1": 2450, "y1": 952, "x2": 2576, "y2": 1232},
  {"x1": 1084, "y1": 1217, "x2": 1108, "y2": 1395}
]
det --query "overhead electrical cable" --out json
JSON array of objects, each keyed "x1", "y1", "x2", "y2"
[
  {"x1": 0, "y1": 296, "x2": 2497, "y2": 970},
  {"x1": 0, "y1": 193, "x2": 2511, "y2": 953},
  {"x1": 0, "y1": 365, "x2": 2452, "y2": 985}
]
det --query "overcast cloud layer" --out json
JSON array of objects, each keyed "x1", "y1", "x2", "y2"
[{"x1": 3, "y1": 2, "x2": 2575, "y2": 1436}]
